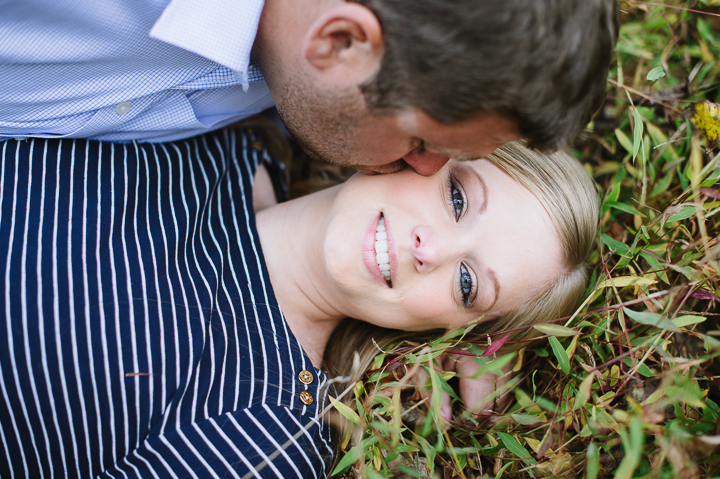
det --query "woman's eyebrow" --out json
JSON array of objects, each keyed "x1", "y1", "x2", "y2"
[
  {"x1": 475, "y1": 268, "x2": 500, "y2": 313},
  {"x1": 488, "y1": 269, "x2": 500, "y2": 309},
  {"x1": 468, "y1": 167, "x2": 488, "y2": 214}
]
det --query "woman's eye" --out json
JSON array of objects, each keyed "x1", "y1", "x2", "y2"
[
  {"x1": 458, "y1": 264, "x2": 475, "y2": 307},
  {"x1": 448, "y1": 176, "x2": 466, "y2": 221}
]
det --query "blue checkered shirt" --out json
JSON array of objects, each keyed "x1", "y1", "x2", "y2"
[{"x1": 0, "y1": 0, "x2": 275, "y2": 143}]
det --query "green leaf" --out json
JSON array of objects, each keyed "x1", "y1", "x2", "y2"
[
  {"x1": 639, "y1": 252, "x2": 669, "y2": 283},
  {"x1": 672, "y1": 315, "x2": 707, "y2": 328},
  {"x1": 494, "y1": 461, "x2": 513, "y2": 479},
  {"x1": 364, "y1": 470, "x2": 385, "y2": 479},
  {"x1": 615, "y1": 417, "x2": 645, "y2": 479},
  {"x1": 511, "y1": 414, "x2": 544, "y2": 425},
  {"x1": 533, "y1": 324, "x2": 578, "y2": 337},
  {"x1": 415, "y1": 434, "x2": 437, "y2": 470},
  {"x1": 573, "y1": 375, "x2": 594, "y2": 410},
  {"x1": 615, "y1": 128, "x2": 633, "y2": 154},
  {"x1": 586, "y1": 443, "x2": 600, "y2": 479},
  {"x1": 497, "y1": 432, "x2": 536, "y2": 464},
  {"x1": 533, "y1": 348, "x2": 548, "y2": 357},
  {"x1": 601, "y1": 233, "x2": 630, "y2": 256},
  {"x1": 332, "y1": 437, "x2": 378, "y2": 475},
  {"x1": 606, "y1": 200, "x2": 644, "y2": 216},
  {"x1": 435, "y1": 369, "x2": 461, "y2": 402},
  {"x1": 623, "y1": 358, "x2": 654, "y2": 377},
  {"x1": 623, "y1": 307, "x2": 680, "y2": 332},
  {"x1": 471, "y1": 352, "x2": 516, "y2": 378},
  {"x1": 650, "y1": 171, "x2": 674, "y2": 198},
  {"x1": 549, "y1": 336, "x2": 570, "y2": 375},
  {"x1": 647, "y1": 65, "x2": 666, "y2": 81},
  {"x1": 631, "y1": 107, "x2": 644, "y2": 162},
  {"x1": 427, "y1": 363, "x2": 442, "y2": 423},
  {"x1": 667, "y1": 205, "x2": 697, "y2": 223}
]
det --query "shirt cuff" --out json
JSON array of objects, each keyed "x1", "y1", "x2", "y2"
[{"x1": 150, "y1": 0, "x2": 264, "y2": 74}]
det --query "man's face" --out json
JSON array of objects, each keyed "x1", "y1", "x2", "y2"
[{"x1": 275, "y1": 78, "x2": 521, "y2": 176}]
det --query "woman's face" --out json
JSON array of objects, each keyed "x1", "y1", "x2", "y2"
[{"x1": 322, "y1": 159, "x2": 566, "y2": 331}]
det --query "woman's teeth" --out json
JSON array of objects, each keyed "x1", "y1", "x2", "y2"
[{"x1": 375, "y1": 216, "x2": 391, "y2": 285}]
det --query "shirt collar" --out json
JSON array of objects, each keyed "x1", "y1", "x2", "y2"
[{"x1": 150, "y1": 0, "x2": 264, "y2": 80}]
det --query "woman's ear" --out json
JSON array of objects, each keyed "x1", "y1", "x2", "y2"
[{"x1": 303, "y1": 3, "x2": 383, "y2": 81}]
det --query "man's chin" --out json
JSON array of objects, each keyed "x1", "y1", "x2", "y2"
[
  {"x1": 357, "y1": 160, "x2": 408, "y2": 175},
  {"x1": 296, "y1": 137, "x2": 409, "y2": 174}
]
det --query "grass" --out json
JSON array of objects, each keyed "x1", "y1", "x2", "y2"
[{"x1": 329, "y1": 1, "x2": 720, "y2": 477}]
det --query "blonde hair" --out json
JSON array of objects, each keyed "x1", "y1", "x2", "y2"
[
  {"x1": 478, "y1": 141, "x2": 599, "y2": 344},
  {"x1": 322, "y1": 141, "x2": 598, "y2": 451}
]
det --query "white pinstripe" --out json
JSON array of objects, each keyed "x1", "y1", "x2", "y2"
[
  {"x1": 81, "y1": 140, "x2": 104, "y2": 468},
  {"x1": 0, "y1": 140, "x2": 19, "y2": 479},
  {"x1": 108, "y1": 145, "x2": 131, "y2": 457},
  {"x1": 131, "y1": 143, "x2": 156, "y2": 434},
  {"x1": 21, "y1": 140, "x2": 55, "y2": 478},
  {"x1": 4, "y1": 139, "x2": 34, "y2": 478},
  {"x1": 243, "y1": 144, "x2": 284, "y2": 407},
  {"x1": 120, "y1": 142, "x2": 142, "y2": 449},
  {"x1": 96, "y1": 142, "x2": 118, "y2": 464},
  {"x1": 227, "y1": 414, "x2": 284, "y2": 478},
  {"x1": 263, "y1": 405, "x2": 317, "y2": 479},
  {"x1": 229, "y1": 133, "x2": 268, "y2": 406},
  {"x1": 208, "y1": 417, "x2": 262, "y2": 479},
  {"x1": 158, "y1": 435, "x2": 200, "y2": 479}
]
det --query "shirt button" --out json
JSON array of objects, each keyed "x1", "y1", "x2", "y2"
[
  {"x1": 115, "y1": 102, "x2": 132, "y2": 115},
  {"x1": 298, "y1": 370, "x2": 314, "y2": 384},
  {"x1": 251, "y1": 141, "x2": 263, "y2": 151},
  {"x1": 299, "y1": 390, "x2": 314, "y2": 405}
]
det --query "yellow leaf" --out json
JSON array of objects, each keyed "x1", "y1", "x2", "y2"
[
  {"x1": 691, "y1": 102, "x2": 720, "y2": 141},
  {"x1": 524, "y1": 437, "x2": 542, "y2": 453},
  {"x1": 596, "y1": 275, "x2": 657, "y2": 289},
  {"x1": 328, "y1": 395, "x2": 361, "y2": 425},
  {"x1": 595, "y1": 409, "x2": 619, "y2": 433},
  {"x1": 641, "y1": 388, "x2": 665, "y2": 406}
]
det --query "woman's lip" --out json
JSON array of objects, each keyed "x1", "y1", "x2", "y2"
[{"x1": 362, "y1": 212, "x2": 397, "y2": 287}]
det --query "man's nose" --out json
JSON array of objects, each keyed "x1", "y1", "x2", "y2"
[
  {"x1": 411, "y1": 225, "x2": 452, "y2": 273},
  {"x1": 403, "y1": 148, "x2": 450, "y2": 176}
]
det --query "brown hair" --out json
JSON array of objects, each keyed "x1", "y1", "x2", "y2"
[{"x1": 351, "y1": 0, "x2": 618, "y2": 151}]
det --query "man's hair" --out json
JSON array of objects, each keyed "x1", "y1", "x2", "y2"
[{"x1": 352, "y1": 0, "x2": 619, "y2": 151}]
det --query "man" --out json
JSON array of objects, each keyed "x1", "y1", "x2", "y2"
[
  {"x1": 0, "y1": 0, "x2": 617, "y2": 476},
  {"x1": 1, "y1": 0, "x2": 618, "y2": 175}
]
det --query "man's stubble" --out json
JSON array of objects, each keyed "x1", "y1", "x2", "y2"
[{"x1": 275, "y1": 78, "x2": 367, "y2": 168}]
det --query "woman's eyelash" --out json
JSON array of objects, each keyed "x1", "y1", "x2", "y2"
[
  {"x1": 447, "y1": 175, "x2": 466, "y2": 221},
  {"x1": 458, "y1": 263, "x2": 476, "y2": 307}
]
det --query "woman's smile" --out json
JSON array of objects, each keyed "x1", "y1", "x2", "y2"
[{"x1": 362, "y1": 213, "x2": 398, "y2": 287}]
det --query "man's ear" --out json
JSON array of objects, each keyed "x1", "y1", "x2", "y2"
[{"x1": 303, "y1": 3, "x2": 382, "y2": 81}]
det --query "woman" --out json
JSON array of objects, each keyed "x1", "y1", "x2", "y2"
[{"x1": 0, "y1": 127, "x2": 596, "y2": 478}]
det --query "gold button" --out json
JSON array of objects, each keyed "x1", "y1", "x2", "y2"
[
  {"x1": 298, "y1": 370, "x2": 314, "y2": 384},
  {"x1": 251, "y1": 140, "x2": 263, "y2": 151},
  {"x1": 299, "y1": 390, "x2": 314, "y2": 405}
]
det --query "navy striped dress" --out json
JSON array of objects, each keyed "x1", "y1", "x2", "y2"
[{"x1": 0, "y1": 128, "x2": 333, "y2": 478}]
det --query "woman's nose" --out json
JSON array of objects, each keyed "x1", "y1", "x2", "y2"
[{"x1": 410, "y1": 225, "x2": 448, "y2": 273}]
